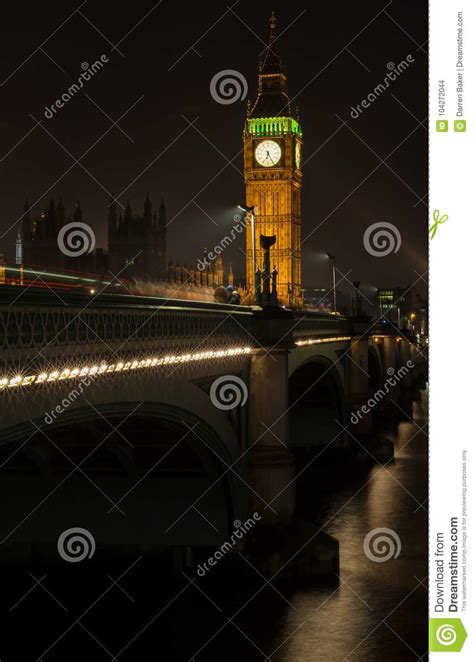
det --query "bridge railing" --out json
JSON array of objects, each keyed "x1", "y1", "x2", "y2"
[
  {"x1": 0, "y1": 286, "x2": 424, "y2": 387},
  {"x1": 0, "y1": 287, "x2": 257, "y2": 370},
  {"x1": 291, "y1": 311, "x2": 353, "y2": 340}
]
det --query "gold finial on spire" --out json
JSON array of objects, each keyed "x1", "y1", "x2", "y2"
[{"x1": 270, "y1": 11, "x2": 277, "y2": 41}]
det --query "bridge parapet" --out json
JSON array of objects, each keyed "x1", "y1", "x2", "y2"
[
  {"x1": 0, "y1": 287, "x2": 256, "y2": 369},
  {"x1": 292, "y1": 312, "x2": 353, "y2": 341},
  {"x1": 0, "y1": 288, "x2": 427, "y2": 400}
]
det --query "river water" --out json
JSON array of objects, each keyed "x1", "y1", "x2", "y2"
[
  {"x1": 2, "y1": 393, "x2": 427, "y2": 661},
  {"x1": 274, "y1": 394, "x2": 429, "y2": 661},
  {"x1": 153, "y1": 391, "x2": 428, "y2": 661}
]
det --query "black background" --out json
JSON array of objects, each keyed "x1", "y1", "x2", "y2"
[{"x1": 0, "y1": 0, "x2": 428, "y2": 292}]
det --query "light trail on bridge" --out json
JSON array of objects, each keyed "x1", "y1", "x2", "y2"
[
  {"x1": 294, "y1": 336, "x2": 352, "y2": 346},
  {"x1": 0, "y1": 335, "x2": 362, "y2": 390},
  {"x1": 0, "y1": 346, "x2": 252, "y2": 390}
]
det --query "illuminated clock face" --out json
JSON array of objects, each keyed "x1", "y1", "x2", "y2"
[
  {"x1": 295, "y1": 142, "x2": 302, "y2": 169},
  {"x1": 255, "y1": 140, "x2": 282, "y2": 167}
]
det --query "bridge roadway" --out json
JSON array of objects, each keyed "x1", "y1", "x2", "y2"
[{"x1": 0, "y1": 286, "x2": 426, "y2": 574}]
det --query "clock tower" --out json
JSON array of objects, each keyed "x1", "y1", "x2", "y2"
[{"x1": 244, "y1": 12, "x2": 303, "y2": 308}]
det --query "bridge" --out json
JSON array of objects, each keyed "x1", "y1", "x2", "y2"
[{"x1": 0, "y1": 286, "x2": 426, "y2": 575}]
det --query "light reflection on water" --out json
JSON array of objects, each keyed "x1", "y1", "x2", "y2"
[
  {"x1": 275, "y1": 394, "x2": 428, "y2": 661},
  {"x1": 1, "y1": 394, "x2": 427, "y2": 661},
  {"x1": 147, "y1": 394, "x2": 428, "y2": 661}
]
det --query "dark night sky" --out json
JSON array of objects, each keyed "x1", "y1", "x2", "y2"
[{"x1": 0, "y1": 0, "x2": 427, "y2": 295}]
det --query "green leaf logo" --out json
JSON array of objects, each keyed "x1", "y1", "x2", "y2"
[{"x1": 429, "y1": 618, "x2": 467, "y2": 652}]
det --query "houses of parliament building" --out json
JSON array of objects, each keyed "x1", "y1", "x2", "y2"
[{"x1": 11, "y1": 194, "x2": 234, "y2": 290}]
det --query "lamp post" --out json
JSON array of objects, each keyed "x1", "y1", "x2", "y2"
[
  {"x1": 353, "y1": 280, "x2": 361, "y2": 316},
  {"x1": 238, "y1": 204, "x2": 256, "y2": 299},
  {"x1": 326, "y1": 253, "x2": 337, "y2": 314}
]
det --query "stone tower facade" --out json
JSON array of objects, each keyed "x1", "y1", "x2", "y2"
[
  {"x1": 243, "y1": 13, "x2": 303, "y2": 308},
  {"x1": 108, "y1": 194, "x2": 167, "y2": 281}
]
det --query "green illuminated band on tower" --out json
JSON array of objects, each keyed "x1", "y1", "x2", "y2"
[{"x1": 246, "y1": 117, "x2": 302, "y2": 137}]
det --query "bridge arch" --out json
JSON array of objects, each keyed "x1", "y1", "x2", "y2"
[
  {"x1": 288, "y1": 355, "x2": 346, "y2": 451},
  {"x1": 0, "y1": 396, "x2": 247, "y2": 555}
]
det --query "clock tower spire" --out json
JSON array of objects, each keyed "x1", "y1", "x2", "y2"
[{"x1": 244, "y1": 12, "x2": 303, "y2": 308}]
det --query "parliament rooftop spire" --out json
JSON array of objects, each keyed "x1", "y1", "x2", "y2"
[{"x1": 248, "y1": 12, "x2": 293, "y2": 121}]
